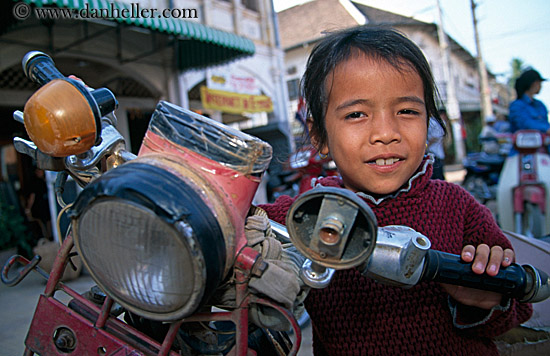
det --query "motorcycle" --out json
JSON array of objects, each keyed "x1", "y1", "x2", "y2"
[
  {"x1": 462, "y1": 136, "x2": 508, "y2": 203},
  {"x1": 496, "y1": 130, "x2": 550, "y2": 239},
  {"x1": 2, "y1": 51, "x2": 550, "y2": 356},
  {"x1": 4, "y1": 51, "x2": 297, "y2": 356},
  {"x1": 268, "y1": 146, "x2": 338, "y2": 202}
]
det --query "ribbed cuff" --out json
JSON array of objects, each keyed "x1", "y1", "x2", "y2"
[{"x1": 449, "y1": 296, "x2": 511, "y2": 329}]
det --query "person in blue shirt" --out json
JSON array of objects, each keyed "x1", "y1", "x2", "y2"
[{"x1": 509, "y1": 69, "x2": 549, "y2": 134}]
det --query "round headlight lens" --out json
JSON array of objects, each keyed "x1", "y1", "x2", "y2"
[
  {"x1": 71, "y1": 162, "x2": 226, "y2": 321},
  {"x1": 76, "y1": 198, "x2": 204, "y2": 318}
]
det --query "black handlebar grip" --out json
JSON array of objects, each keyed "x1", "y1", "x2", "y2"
[
  {"x1": 22, "y1": 51, "x2": 65, "y2": 86},
  {"x1": 422, "y1": 250, "x2": 528, "y2": 299}
]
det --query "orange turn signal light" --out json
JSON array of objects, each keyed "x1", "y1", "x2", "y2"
[{"x1": 24, "y1": 79, "x2": 98, "y2": 157}]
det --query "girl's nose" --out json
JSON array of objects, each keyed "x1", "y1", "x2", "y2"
[{"x1": 368, "y1": 113, "x2": 401, "y2": 145}]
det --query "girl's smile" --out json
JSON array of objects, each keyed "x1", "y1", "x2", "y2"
[
  {"x1": 367, "y1": 154, "x2": 404, "y2": 173},
  {"x1": 318, "y1": 54, "x2": 428, "y2": 195}
]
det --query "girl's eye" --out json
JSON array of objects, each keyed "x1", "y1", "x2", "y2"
[
  {"x1": 345, "y1": 112, "x2": 365, "y2": 120},
  {"x1": 398, "y1": 109, "x2": 420, "y2": 115}
]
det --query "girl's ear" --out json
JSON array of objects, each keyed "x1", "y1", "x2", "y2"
[{"x1": 307, "y1": 117, "x2": 329, "y2": 155}]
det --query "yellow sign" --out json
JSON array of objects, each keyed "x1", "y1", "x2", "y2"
[{"x1": 200, "y1": 86, "x2": 273, "y2": 114}]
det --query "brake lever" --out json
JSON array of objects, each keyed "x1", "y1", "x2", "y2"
[{"x1": 13, "y1": 136, "x2": 66, "y2": 171}]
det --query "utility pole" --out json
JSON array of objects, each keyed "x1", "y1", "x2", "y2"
[
  {"x1": 436, "y1": 0, "x2": 465, "y2": 163},
  {"x1": 470, "y1": 0, "x2": 494, "y2": 126}
]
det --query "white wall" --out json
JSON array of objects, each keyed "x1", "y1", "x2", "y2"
[{"x1": 405, "y1": 28, "x2": 480, "y2": 111}]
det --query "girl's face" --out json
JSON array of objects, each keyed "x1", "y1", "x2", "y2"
[{"x1": 319, "y1": 54, "x2": 428, "y2": 195}]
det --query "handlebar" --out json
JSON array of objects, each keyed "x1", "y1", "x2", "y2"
[
  {"x1": 421, "y1": 250, "x2": 549, "y2": 303},
  {"x1": 21, "y1": 50, "x2": 117, "y2": 120},
  {"x1": 286, "y1": 186, "x2": 550, "y2": 303},
  {"x1": 22, "y1": 51, "x2": 65, "y2": 85}
]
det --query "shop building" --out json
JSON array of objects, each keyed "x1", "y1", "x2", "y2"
[{"x1": 0, "y1": 0, "x2": 290, "y2": 241}]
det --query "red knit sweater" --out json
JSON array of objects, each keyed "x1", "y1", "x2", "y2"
[{"x1": 260, "y1": 159, "x2": 532, "y2": 356}]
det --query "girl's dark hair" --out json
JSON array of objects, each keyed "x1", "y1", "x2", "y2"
[{"x1": 302, "y1": 26, "x2": 445, "y2": 150}]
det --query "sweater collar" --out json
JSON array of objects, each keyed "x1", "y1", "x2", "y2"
[{"x1": 316, "y1": 154, "x2": 434, "y2": 205}]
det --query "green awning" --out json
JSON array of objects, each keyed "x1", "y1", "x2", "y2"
[{"x1": 19, "y1": 0, "x2": 256, "y2": 70}]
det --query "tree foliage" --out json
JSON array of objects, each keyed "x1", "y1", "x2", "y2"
[
  {"x1": 508, "y1": 58, "x2": 525, "y2": 88},
  {"x1": 0, "y1": 195, "x2": 32, "y2": 256}
]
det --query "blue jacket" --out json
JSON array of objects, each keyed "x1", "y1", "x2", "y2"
[{"x1": 509, "y1": 94, "x2": 549, "y2": 132}]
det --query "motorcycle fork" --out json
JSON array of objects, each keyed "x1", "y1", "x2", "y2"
[
  {"x1": 7, "y1": 238, "x2": 301, "y2": 356},
  {"x1": 182, "y1": 247, "x2": 302, "y2": 356}
]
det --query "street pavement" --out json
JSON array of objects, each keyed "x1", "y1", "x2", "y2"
[{"x1": 0, "y1": 266, "x2": 95, "y2": 356}]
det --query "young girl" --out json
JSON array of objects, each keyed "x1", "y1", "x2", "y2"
[{"x1": 260, "y1": 26, "x2": 532, "y2": 355}]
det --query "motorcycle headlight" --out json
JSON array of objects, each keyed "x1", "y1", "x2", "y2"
[
  {"x1": 70, "y1": 162, "x2": 226, "y2": 321},
  {"x1": 515, "y1": 131, "x2": 543, "y2": 149}
]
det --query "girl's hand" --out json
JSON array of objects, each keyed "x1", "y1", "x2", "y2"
[
  {"x1": 441, "y1": 244, "x2": 515, "y2": 309},
  {"x1": 68, "y1": 75, "x2": 87, "y2": 86}
]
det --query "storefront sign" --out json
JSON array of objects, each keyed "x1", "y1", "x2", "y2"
[
  {"x1": 200, "y1": 86, "x2": 273, "y2": 114},
  {"x1": 207, "y1": 68, "x2": 260, "y2": 95}
]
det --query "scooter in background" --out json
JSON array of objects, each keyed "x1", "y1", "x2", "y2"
[
  {"x1": 268, "y1": 146, "x2": 338, "y2": 201},
  {"x1": 497, "y1": 130, "x2": 550, "y2": 239},
  {"x1": 462, "y1": 136, "x2": 507, "y2": 203}
]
